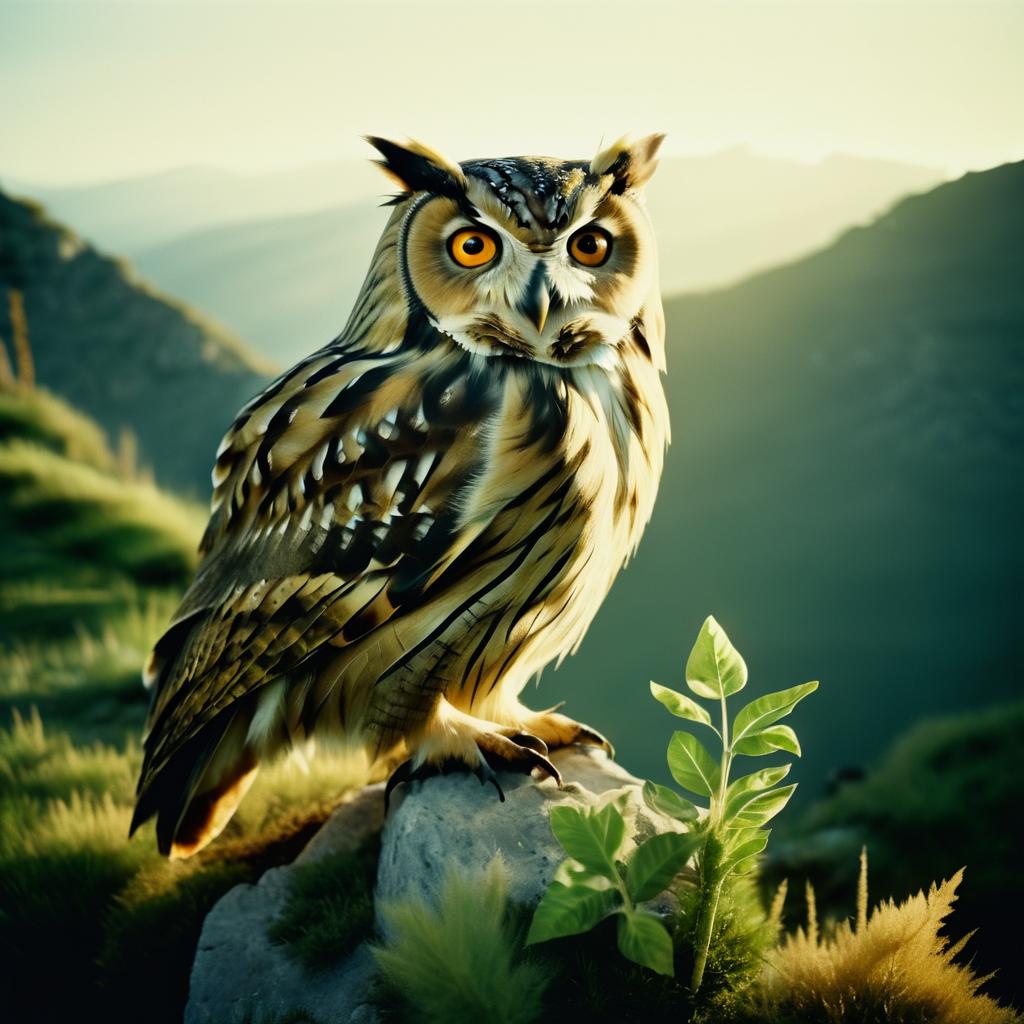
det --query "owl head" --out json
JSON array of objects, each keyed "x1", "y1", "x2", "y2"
[{"x1": 368, "y1": 134, "x2": 664, "y2": 370}]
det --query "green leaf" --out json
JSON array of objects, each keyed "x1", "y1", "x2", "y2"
[
  {"x1": 642, "y1": 780, "x2": 700, "y2": 823},
  {"x1": 733, "y1": 724, "x2": 801, "y2": 757},
  {"x1": 725, "y1": 765, "x2": 792, "y2": 814},
  {"x1": 526, "y1": 882, "x2": 621, "y2": 944},
  {"x1": 667, "y1": 731, "x2": 721, "y2": 797},
  {"x1": 727, "y1": 784, "x2": 797, "y2": 828},
  {"x1": 649, "y1": 682, "x2": 714, "y2": 728},
  {"x1": 548, "y1": 804, "x2": 626, "y2": 877},
  {"x1": 626, "y1": 832, "x2": 702, "y2": 902},
  {"x1": 685, "y1": 616, "x2": 748, "y2": 700},
  {"x1": 724, "y1": 826, "x2": 764, "y2": 851},
  {"x1": 720, "y1": 830, "x2": 770, "y2": 876},
  {"x1": 732, "y1": 682, "x2": 818, "y2": 744},
  {"x1": 616, "y1": 910, "x2": 675, "y2": 976}
]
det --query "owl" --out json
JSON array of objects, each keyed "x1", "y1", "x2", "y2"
[{"x1": 131, "y1": 134, "x2": 670, "y2": 857}]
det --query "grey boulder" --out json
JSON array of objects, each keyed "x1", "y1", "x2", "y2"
[{"x1": 186, "y1": 747, "x2": 686, "y2": 1024}]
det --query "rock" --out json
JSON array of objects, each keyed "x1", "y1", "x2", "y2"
[
  {"x1": 186, "y1": 747, "x2": 686, "y2": 1024},
  {"x1": 376, "y1": 746, "x2": 686, "y2": 925},
  {"x1": 185, "y1": 785, "x2": 385, "y2": 1024}
]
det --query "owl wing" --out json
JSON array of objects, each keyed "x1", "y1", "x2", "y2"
[{"x1": 132, "y1": 342, "x2": 514, "y2": 843}]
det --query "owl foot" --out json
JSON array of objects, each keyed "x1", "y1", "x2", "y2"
[
  {"x1": 383, "y1": 730, "x2": 561, "y2": 811},
  {"x1": 520, "y1": 705, "x2": 616, "y2": 758},
  {"x1": 475, "y1": 729, "x2": 562, "y2": 791}
]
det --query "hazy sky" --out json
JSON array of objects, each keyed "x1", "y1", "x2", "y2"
[{"x1": 2, "y1": 0, "x2": 1022, "y2": 185}]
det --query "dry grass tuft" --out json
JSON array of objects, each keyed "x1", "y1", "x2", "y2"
[{"x1": 748, "y1": 851, "x2": 1020, "y2": 1023}]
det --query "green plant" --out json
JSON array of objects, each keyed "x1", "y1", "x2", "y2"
[
  {"x1": 527, "y1": 615, "x2": 817, "y2": 989},
  {"x1": 525, "y1": 794, "x2": 701, "y2": 976},
  {"x1": 652, "y1": 615, "x2": 817, "y2": 991},
  {"x1": 372, "y1": 856, "x2": 551, "y2": 1024}
]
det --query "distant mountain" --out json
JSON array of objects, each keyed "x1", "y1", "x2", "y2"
[
  {"x1": 7, "y1": 160, "x2": 384, "y2": 254},
  {"x1": 0, "y1": 190, "x2": 272, "y2": 495},
  {"x1": 14, "y1": 150, "x2": 942, "y2": 365},
  {"x1": 651, "y1": 149, "x2": 943, "y2": 292},
  {"x1": 549, "y1": 162, "x2": 1024, "y2": 803},
  {"x1": 134, "y1": 201, "x2": 390, "y2": 365}
]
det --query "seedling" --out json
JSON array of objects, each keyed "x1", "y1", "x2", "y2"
[
  {"x1": 650, "y1": 615, "x2": 817, "y2": 990},
  {"x1": 526, "y1": 615, "x2": 818, "y2": 990}
]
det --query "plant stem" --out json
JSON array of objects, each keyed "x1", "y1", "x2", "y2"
[
  {"x1": 714, "y1": 690, "x2": 732, "y2": 826},
  {"x1": 693, "y1": 694, "x2": 732, "y2": 992},
  {"x1": 690, "y1": 833, "x2": 724, "y2": 992},
  {"x1": 614, "y1": 867, "x2": 633, "y2": 913}
]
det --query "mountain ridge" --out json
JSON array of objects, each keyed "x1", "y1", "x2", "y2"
[
  {"x1": 549, "y1": 159, "x2": 1024, "y2": 803},
  {"x1": 0, "y1": 190, "x2": 272, "y2": 495}
]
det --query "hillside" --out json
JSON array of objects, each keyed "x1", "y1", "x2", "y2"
[
  {"x1": 27, "y1": 150, "x2": 940, "y2": 364},
  {"x1": 550, "y1": 161, "x2": 1024, "y2": 805},
  {"x1": 0, "y1": 384, "x2": 366, "y2": 1021},
  {"x1": 0, "y1": 190, "x2": 272, "y2": 495},
  {"x1": 0, "y1": 385, "x2": 202, "y2": 649}
]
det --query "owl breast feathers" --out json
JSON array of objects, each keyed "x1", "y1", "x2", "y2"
[{"x1": 131, "y1": 134, "x2": 670, "y2": 857}]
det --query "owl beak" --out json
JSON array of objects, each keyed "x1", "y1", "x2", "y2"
[{"x1": 519, "y1": 264, "x2": 553, "y2": 334}]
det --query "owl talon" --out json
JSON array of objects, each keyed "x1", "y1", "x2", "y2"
[
  {"x1": 474, "y1": 759, "x2": 506, "y2": 801},
  {"x1": 384, "y1": 758, "x2": 415, "y2": 812},
  {"x1": 519, "y1": 709, "x2": 615, "y2": 760},
  {"x1": 572, "y1": 726, "x2": 615, "y2": 759},
  {"x1": 477, "y1": 733, "x2": 563, "y2": 788},
  {"x1": 509, "y1": 732, "x2": 550, "y2": 756}
]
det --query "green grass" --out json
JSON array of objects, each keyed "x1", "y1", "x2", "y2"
[
  {"x1": 0, "y1": 702, "x2": 367, "y2": 1023},
  {"x1": 0, "y1": 385, "x2": 115, "y2": 472},
  {"x1": 373, "y1": 857, "x2": 552, "y2": 1024},
  {"x1": 0, "y1": 385, "x2": 367, "y2": 1022},
  {"x1": 268, "y1": 836, "x2": 380, "y2": 970},
  {"x1": 0, "y1": 417, "x2": 202, "y2": 644}
]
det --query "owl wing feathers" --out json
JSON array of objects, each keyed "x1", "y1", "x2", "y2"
[{"x1": 133, "y1": 344, "x2": 523, "y2": 839}]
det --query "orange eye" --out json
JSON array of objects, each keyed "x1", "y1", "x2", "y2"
[
  {"x1": 568, "y1": 227, "x2": 612, "y2": 267},
  {"x1": 448, "y1": 227, "x2": 499, "y2": 268}
]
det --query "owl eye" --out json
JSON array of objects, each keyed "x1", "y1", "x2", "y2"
[
  {"x1": 568, "y1": 227, "x2": 612, "y2": 267},
  {"x1": 448, "y1": 227, "x2": 500, "y2": 269}
]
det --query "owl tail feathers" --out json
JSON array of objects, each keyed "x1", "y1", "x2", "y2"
[{"x1": 130, "y1": 715, "x2": 259, "y2": 859}]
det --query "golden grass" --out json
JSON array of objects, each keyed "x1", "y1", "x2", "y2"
[{"x1": 749, "y1": 851, "x2": 1021, "y2": 1024}]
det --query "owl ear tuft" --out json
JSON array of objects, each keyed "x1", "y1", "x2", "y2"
[
  {"x1": 591, "y1": 133, "x2": 666, "y2": 194},
  {"x1": 365, "y1": 137, "x2": 467, "y2": 198}
]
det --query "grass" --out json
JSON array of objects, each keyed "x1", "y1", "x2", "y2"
[
  {"x1": 268, "y1": 836, "x2": 380, "y2": 970},
  {"x1": 733, "y1": 852, "x2": 1020, "y2": 1024},
  {"x1": 373, "y1": 857, "x2": 552, "y2": 1024},
  {"x1": 0, "y1": 701, "x2": 367, "y2": 1023},
  {"x1": 0, "y1": 384, "x2": 114, "y2": 472},
  {"x1": 0, "y1": 384, "x2": 367, "y2": 1022},
  {"x1": 766, "y1": 700, "x2": 1024, "y2": 1002},
  {"x1": 0, "y1": 440, "x2": 202, "y2": 587}
]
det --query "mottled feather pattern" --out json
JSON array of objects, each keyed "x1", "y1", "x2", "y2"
[{"x1": 133, "y1": 136, "x2": 669, "y2": 856}]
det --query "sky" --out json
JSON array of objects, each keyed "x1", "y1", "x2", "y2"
[{"x1": 1, "y1": 0, "x2": 1022, "y2": 186}]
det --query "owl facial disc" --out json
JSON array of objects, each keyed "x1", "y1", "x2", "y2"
[{"x1": 377, "y1": 138, "x2": 664, "y2": 370}]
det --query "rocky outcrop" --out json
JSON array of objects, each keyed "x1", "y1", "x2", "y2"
[{"x1": 185, "y1": 748, "x2": 686, "y2": 1024}]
